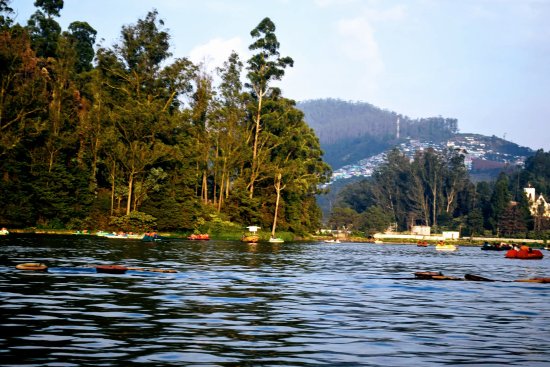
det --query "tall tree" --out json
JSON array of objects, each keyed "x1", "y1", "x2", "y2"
[
  {"x1": 490, "y1": 172, "x2": 512, "y2": 235},
  {"x1": 212, "y1": 52, "x2": 247, "y2": 211},
  {"x1": 66, "y1": 21, "x2": 96, "y2": 73},
  {"x1": 245, "y1": 17, "x2": 293, "y2": 198},
  {"x1": 26, "y1": 0, "x2": 63, "y2": 58},
  {"x1": 96, "y1": 10, "x2": 195, "y2": 215}
]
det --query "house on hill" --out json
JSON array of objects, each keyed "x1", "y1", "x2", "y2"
[{"x1": 524, "y1": 186, "x2": 550, "y2": 217}]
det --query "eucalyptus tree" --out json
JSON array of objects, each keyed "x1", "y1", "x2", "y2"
[
  {"x1": 257, "y1": 96, "x2": 331, "y2": 234},
  {"x1": 371, "y1": 148, "x2": 412, "y2": 229},
  {"x1": 0, "y1": 0, "x2": 13, "y2": 28},
  {"x1": 26, "y1": 0, "x2": 63, "y2": 58},
  {"x1": 66, "y1": 21, "x2": 96, "y2": 73},
  {"x1": 490, "y1": 172, "x2": 512, "y2": 234},
  {"x1": 245, "y1": 17, "x2": 293, "y2": 198},
  {"x1": 413, "y1": 148, "x2": 445, "y2": 227},
  {"x1": 212, "y1": 51, "x2": 248, "y2": 211},
  {"x1": 96, "y1": 10, "x2": 196, "y2": 216},
  {"x1": 189, "y1": 67, "x2": 215, "y2": 204},
  {"x1": 442, "y1": 148, "x2": 468, "y2": 214},
  {"x1": 0, "y1": 27, "x2": 46, "y2": 158}
]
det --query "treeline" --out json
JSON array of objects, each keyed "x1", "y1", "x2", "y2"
[
  {"x1": 0, "y1": 1, "x2": 331, "y2": 234},
  {"x1": 330, "y1": 148, "x2": 550, "y2": 239}
]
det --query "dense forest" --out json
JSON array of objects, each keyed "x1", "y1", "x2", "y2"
[
  {"x1": 329, "y1": 148, "x2": 550, "y2": 239},
  {"x1": 0, "y1": 1, "x2": 331, "y2": 235}
]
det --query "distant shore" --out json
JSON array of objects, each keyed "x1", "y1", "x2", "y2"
[{"x1": 4, "y1": 229, "x2": 547, "y2": 248}]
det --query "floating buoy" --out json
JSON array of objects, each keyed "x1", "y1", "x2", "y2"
[
  {"x1": 515, "y1": 277, "x2": 550, "y2": 283},
  {"x1": 95, "y1": 265, "x2": 127, "y2": 274},
  {"x1": 465, "y1": 274, "x2": 495, "y2": 282},
  {"x1": 430, "y1": 275, "x2": 463, "y2": 281},
  {"x1": 127, "y1": 267, "x2": 177, "y2": 273},
  {"x1": 414, "y1": 271, "x2": 442, "y2": 279},
  {"x1": 15, "y1": 263, "x2": 48, "y2": 271}
]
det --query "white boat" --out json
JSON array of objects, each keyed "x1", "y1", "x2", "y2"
[
  {"x1": 269, "y1": 237, "x2": 284, "y2": 243},
  {"x1": 324, "y1": 239, "x2": 340, "y2": 243}
]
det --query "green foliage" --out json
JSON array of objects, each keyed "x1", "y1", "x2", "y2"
[
  {"x1": 358, "y1": 206, "x2": 392, "y2": 235},
  {"x1": 0, "y1": 9, "x2": 331, "y2": 235},
  {"x1": 66, "y1": 21, "x2": 96, "y2": 72},
  {"x1": 328, "y1": 207, "x2": 360, "y2": 230},
  {"x1": 109, "y1": 211, "x2": 157, "y2": 232}
]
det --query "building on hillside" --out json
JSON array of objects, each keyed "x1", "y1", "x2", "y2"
[{"x1": 524, "y1": 186, "x2": 550, "y2": 217}]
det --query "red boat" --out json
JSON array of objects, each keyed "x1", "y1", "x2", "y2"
[
  {"x1": 505, "y1": 248, "x2": 544, "y2": 260},
  {"x1": 187, "y1": 233, "x2": 210, "y2": 240}
]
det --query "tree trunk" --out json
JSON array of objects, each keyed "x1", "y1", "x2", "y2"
[
  {"x1": 249, "y1": 91, "x2": 263, "y2": 198},
  {"x1": 271, "y1": 173, "x2": 284, "y2": 237},
  {"x1": 110, "y1": 161, "x2": 116, "y2": 216},
  {"x1": 202, "y1": 170, "x2": 208, "y2": 204},
  {"x1": 126, "y1": 172, "x2": 133, "y2": 216}
]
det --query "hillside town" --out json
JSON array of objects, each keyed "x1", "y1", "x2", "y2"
[{"x1": 328, "y1": 134, "x2": 530, "y2": 185}]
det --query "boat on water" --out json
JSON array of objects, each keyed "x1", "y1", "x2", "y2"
[
  {"x1": 0, "y1": 227, "x2": 9, "y2": 236},
  {"x1": 187, "y1": 233, "x2": 210, "y2": 240},
  {"x1": 505, "y1": 246, "x2": 544, "y2": 260},
  {"x1": 481, "y1": 242, "x2": 512, "y2": 251},
  {"x1": 435, "y1": 241, "x2": 457, "y2": 251},
  {"x1": 324, "y1": 239, "x2": 340, "y2": 243},
  {"x1": 268, "y1": 237, "x2": 284, "y2": 243},
  {"x1": 417, "y1": 241, "x2": 429, "y2": 247},
  {"x1": 142, "y1": 233, "x2": 164, "y2": 242},
  {"x1": 96, "y1": 231, "x2": 143, "y2": 240}
]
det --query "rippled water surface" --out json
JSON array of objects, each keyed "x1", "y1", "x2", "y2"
[{"x1": 1, "y1": 234, "x2": 549, "y2": 366}]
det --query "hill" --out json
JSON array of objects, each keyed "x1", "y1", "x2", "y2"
[
  {"x1": 297, "y1": 98, "x2": 459, "y2": 170},
  {"x1": 297, "y1": 99, "x2": 533, "y2": 180}
]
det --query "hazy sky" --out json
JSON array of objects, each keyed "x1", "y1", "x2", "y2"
[{"x1": 12, "y1": 0, "x2": 550, "y2": 151}]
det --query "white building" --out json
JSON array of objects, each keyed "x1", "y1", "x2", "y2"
[{"x1": 524, "y1": 187, "x2": 550, "y2": 217}]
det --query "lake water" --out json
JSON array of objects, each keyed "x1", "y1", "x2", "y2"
[{"x1": 1, "y1": 234, "x2": 549, "y2": 366}]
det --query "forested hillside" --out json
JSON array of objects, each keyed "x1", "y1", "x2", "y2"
[
  {"x1": 0, "y1": 2, "x2": 331, "y2": 234},
  {"x1": 297, "y1": 99, "x2": 458, "y2": 169}
]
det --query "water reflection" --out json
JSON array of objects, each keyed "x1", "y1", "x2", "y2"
[{"x1": 0, "y1": 234, "x2": 549, "y2": 366}]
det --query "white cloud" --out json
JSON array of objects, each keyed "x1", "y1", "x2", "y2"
[
  {"x1": 336, "y1": 17, "x2": 384, "y2": 74},
  {"x1": 189, "y1": 37, "x2": 247, "y2": 71}
]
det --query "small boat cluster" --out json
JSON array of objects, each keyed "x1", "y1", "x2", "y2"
[
  {"x1": 481, "y1": 242, "x2": 512, "y2": 251},
  {"x1": 414, "y1": 271, "x2": 549, "y2": 283}
]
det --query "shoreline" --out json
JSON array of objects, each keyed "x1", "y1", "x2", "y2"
[{"x1": 3, "y1": 229, "x2": 547, "y2": 248}]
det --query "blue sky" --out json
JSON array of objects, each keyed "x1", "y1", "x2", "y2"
[{"x1": 12, "y1": 0, "x2": 550, "y2": 151}]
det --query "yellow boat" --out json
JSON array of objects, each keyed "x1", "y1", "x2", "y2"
[{"x1": 435, "y1": 242, "x2": 457, "y2": 251}]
